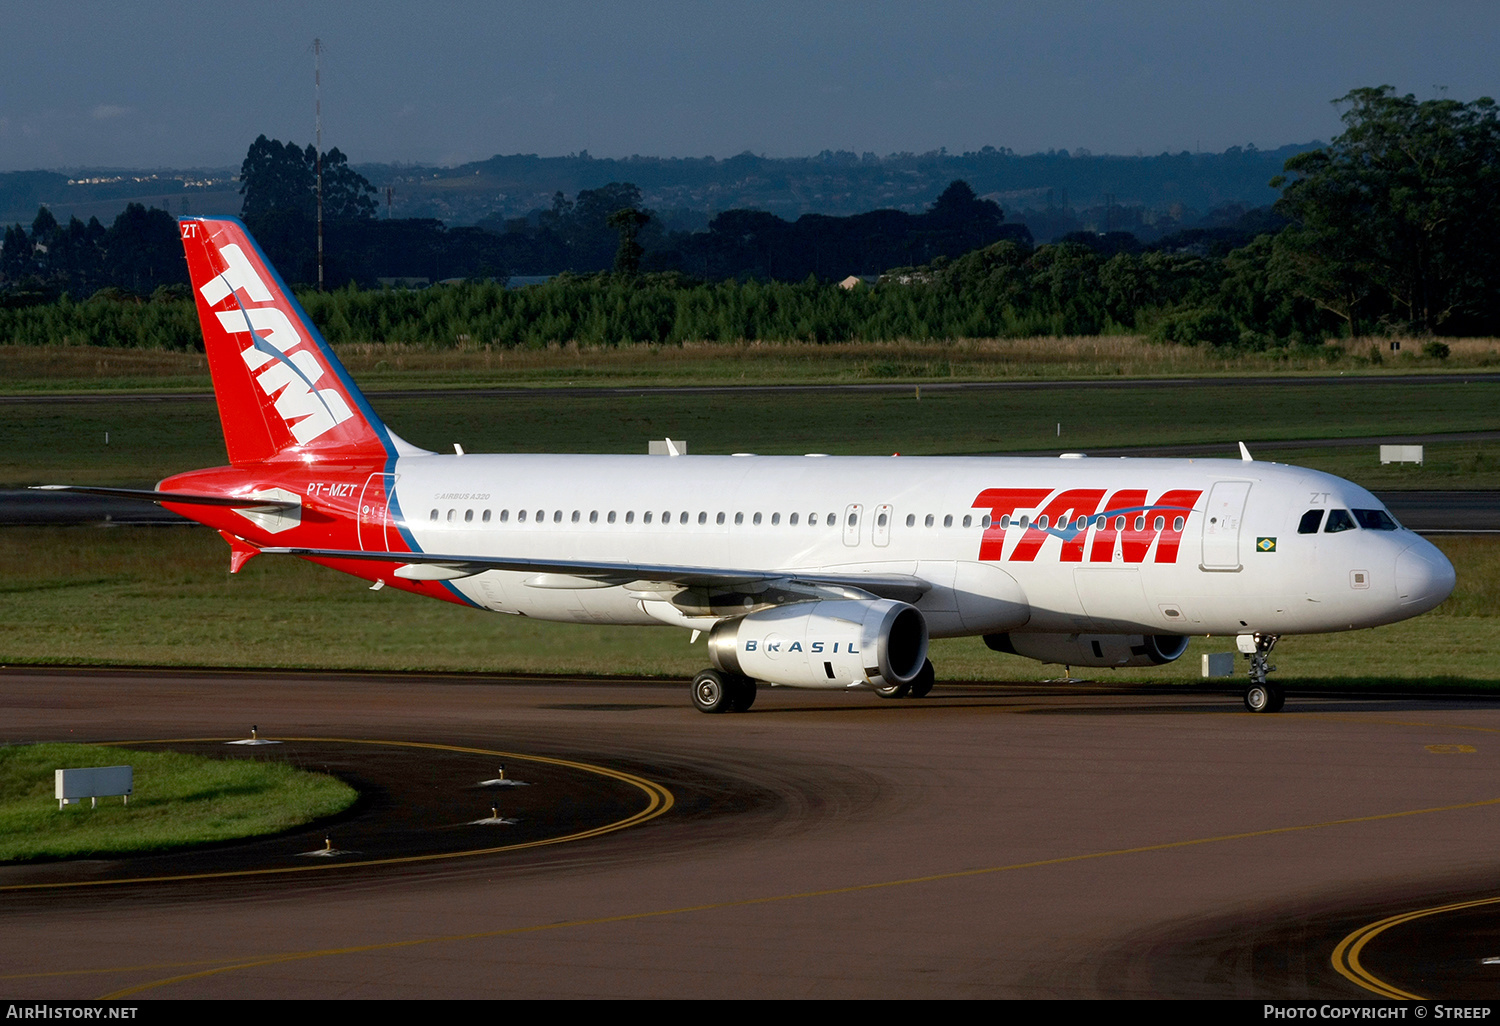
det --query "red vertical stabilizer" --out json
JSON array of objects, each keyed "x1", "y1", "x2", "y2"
[{"x1": 179, "y1": 217, "x2": 391, "y2": 466}]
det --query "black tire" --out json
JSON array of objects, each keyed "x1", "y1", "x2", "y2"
[
  {"x1": 1266, "y1": 685, "x2": 1286, "y2": 713},
  {"x1": 875, "y1": 681, "x2": 911, "y2": 699},
  {"x1": 692, "y1": 669, "x2": 735, "y2": 713},
  {"x1": 1244, "y1": 683, "x2": 1274, "y2": 713},
  {"x1": 729, "y1": 675, "x2": 758, "y2": 712},
  {"x1": 907, "y1": 659, "x2": 936, "y2": 699}
]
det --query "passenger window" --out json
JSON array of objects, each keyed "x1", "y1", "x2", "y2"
[
  {"x1": 536, "y1": 509, "x2": 544, "y2": 522},
  {"x1": 1153, "y1": 516, "x2": 1165, "y2": 531},
  {"x1": 625, "y1": 511, "x2": 634, "y2": 524},
  {"x1": 446, "y1": 509, "x2": 455, "y2": 523},
  {"x1": 1173, "y1": 516, "x2": 1184, "y2": 531},
  {"x1": 607, "y1": 511, "x2": 616, "y2": 523},
  {"x1": 827, "y1": 513, "x2": 837, "y2": 527},
  {"x1": 500, "y1": 510, "x2": 509, "y2": 523},
  {"x1": 790, "y1": 513, "x2": 799, "y2": 525},
  {"x1": 680, "y1": 512, "x2": 689, "y2": 525},
  {"x1": 482, "y1": 510, "x2": 491, "y2": 523},
  {"x1": 1033, "y1": 515, "x2": 1044, "y2": 529},
  {"x1": 848, "y1": 512, "x2": 858, "y2": 527},
  {"x1": 735, "y1": 512, "x2": 744, "y2": 525},
  {"x1": 1298, "y1": 510, "x2": 1324, "y2": 534},
  {"x1": 464, "y1": 509, "x2": 474, "y2": 523},
  {"x1": 960, "y1": 515, "x2": 970, "y2": 528},
  {"x1": 753, "y1": 512, "x2": 763, "y2": 525},
  {"x1": 809, "y1": 513, "x2": 819, "y2": 526},
  {"x1": 925, "y1": 514, "x2": 935, "y2": 527},
  {"x1": 554, "y1": 510, "x2": 563, "y2": 523},
  {"x1": 429, "y1": 509, "x2": 438, "y2": 521},
  {"x1": 589, "y1": 511, "x2": 598, "y2": 523},
  {"x1": 518, "y1": 509, "x2": 528, "y2": 522},
  {"x1": 644, "y1": 512, "x2": 653, "y2": 524},
  {"x1": 771, "y1": 513, "x2": 781, "y2": 525},
  {"x1": 981, "y1": 515, "x2": 991, "y2": 528},
  {"x1": 1325, "y1": 509, "x2": 1357, "y2": 533},
  {"x1": 716, "y1": 512, "x2": 725, "y2": 525},
  {"x1": 1354, "y1": 508, "x2": 1400, "y2": 530},
  {"x1": 1000, "y1": 515, "x2": 1010, "y2": 529},
  {"x1": 698, "y1": 512, "x2": 707, "y2": 525}
]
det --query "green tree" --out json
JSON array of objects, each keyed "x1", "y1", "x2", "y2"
[
  {"x1": 239, "y1": 135, "x2": 376, "y2": 221},
  {"x1": 1272, "y1": 86, "x2": 1500, "y2": 335},
  {"x1": 608, "y1": 207, "x2": 651, "y2": 275}
]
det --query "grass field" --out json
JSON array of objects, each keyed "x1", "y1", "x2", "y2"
[
  {"x1": 0, "y1": 742, "x2": 357, "y2": 862},
  {"x1": 2, "y1": 336, "x2": 1499, "y2": 394},
  {"x1": 4, "y1": 377, "x2": 1499, "y2": 489},
  {"x1": 1, "y1": 526, "x2": 1494, "y2": 687}
]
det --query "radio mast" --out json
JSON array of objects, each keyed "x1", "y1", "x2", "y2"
[{"x1": 314, "y1": 37, "x2": 324, "y2": 291}]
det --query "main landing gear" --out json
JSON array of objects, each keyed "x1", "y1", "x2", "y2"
[
  {"x1": 876, "y1": 659, "x2": 936, "y2": 700},
  {"x1": 692, "y1": 669, "x2": 757, "y2": 713},
  {"x1": 690, "y1": 659, "x2": 938, "y2": 712},
  {"x1": 1242, "y1": 633, "x2": 1285, "y2": 714}
]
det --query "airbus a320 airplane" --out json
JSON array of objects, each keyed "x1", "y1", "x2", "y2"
[{"x1": 41, "y1": 218, "x2": 1456, "y2": 713}]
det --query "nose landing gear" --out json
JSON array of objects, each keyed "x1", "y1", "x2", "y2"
[{"x1": 1241, "y1": 633, "x2": 1284, "y2": 713}]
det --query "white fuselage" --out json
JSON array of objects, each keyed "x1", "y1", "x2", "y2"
[{"x1": 386, "y1": 452, "x2": 1454, "y2": 639}]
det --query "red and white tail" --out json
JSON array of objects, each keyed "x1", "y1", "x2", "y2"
[{"x1": 180, "y1": 217, "x2": 392, "y2": 466}]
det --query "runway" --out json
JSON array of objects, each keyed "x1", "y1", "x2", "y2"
[{"x1": 4, "y1": 669, "x2": 1500, "y2": 999}]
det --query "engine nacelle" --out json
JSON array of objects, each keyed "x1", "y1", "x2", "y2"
[
  {"x1": 984, "y1": 632, "x2": 1189, "y2": 668},
  {"x1": 708, "y1": 599, "x2": 929, "y2": 690}
]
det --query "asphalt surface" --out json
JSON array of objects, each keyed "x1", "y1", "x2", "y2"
[{"x1": 4, "y1": 668, "x2": 1500, "y2": 999}]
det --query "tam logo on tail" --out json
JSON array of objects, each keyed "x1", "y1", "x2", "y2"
[{"x1": 181, "y1": 219, "x2": 386, "y2": 465}]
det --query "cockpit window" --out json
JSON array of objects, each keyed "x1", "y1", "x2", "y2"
[
  {"x1": 1324, "y1": 509, "x2": 1357, "y2": 533},
  {"x1": 1353, "y1": 508, "x2": 1400, "y2": 531},
  {"x1": 1298, "y1": 510, "x2": 1325, "y2": 534}
]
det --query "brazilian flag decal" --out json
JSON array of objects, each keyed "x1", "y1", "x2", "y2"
[{"x1": 1256, "y1": 537, "x2": 1277, "y2": 553}]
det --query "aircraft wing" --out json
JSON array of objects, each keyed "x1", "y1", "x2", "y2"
[
  {"x1": 259, "y1": 546, "x2": 931, "y2": 603},
  {"x1": 30, "y1": 485, "x2": 301, "y2": 512}
]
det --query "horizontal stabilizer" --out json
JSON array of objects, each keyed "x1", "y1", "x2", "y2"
[
  {"x1": 259, "y1": 546, "x2": 931, "y2": 603},
  {"x1": 31, "y1": 485, "x2": 301, "y2": 512}
]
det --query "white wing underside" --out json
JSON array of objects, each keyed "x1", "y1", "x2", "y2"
[{"x1": 259, "y1": 546, "x2": 930, "y2": 603}]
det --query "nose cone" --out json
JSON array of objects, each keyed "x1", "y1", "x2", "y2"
[{"x1": 1396, "y1": 541, "x2": 1457, "y2": 614}]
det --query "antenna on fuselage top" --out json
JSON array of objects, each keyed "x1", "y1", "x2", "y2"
[{"x1": 1238, "y1": 442, "x2": 1253, "y2": 462}]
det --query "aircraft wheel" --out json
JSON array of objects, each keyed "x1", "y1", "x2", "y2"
[
  {"x1": 729, "y1": 675, "x2": 758, "y2": 712},
  {"x1": 907, "y1": 659, "x2": 936, "y2": 699},
  {"x1": 692, "y1": 669, "x2": 735, "y2": 713},
  {"x1": 875, "y1": 681, "x2": 911, "y2": 699},
  {"x1": 1266, "y1": 685, "x2": 1286, "y2": 713},
  {"x1": 1244, "y1": 683, "x2": 1279, "y2": 713}
]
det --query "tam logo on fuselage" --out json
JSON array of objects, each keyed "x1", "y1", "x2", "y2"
[
  {"x1": 199, "y1": 242, "x2": 354, "y2": 445},
  {"x1": 972, "y1": 487, "x2": 1204, "y2": 564}
]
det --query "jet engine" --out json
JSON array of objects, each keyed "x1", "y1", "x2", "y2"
[
  {"x1": 708, "y1": 599, "x2": 929, "y2": 690},
  {"x1": 984, "y1": 632, "x2": 1189, "y2": 668}
]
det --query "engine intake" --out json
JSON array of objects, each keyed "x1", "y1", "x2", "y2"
[
  {"x1": 709, "y1": 599, "x2": 929, "y2": 690},
  {"x1": 984, "y1": 632, "x2": 1189, "y2": 668}
]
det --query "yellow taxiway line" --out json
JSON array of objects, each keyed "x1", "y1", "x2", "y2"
[{"x1": 0, "y1": 737, "x2": 673, "y2": 892}]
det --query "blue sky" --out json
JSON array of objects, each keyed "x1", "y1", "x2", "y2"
[{"x1": 4, "y1": 1, "x2": 1498, "y2": 170}]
